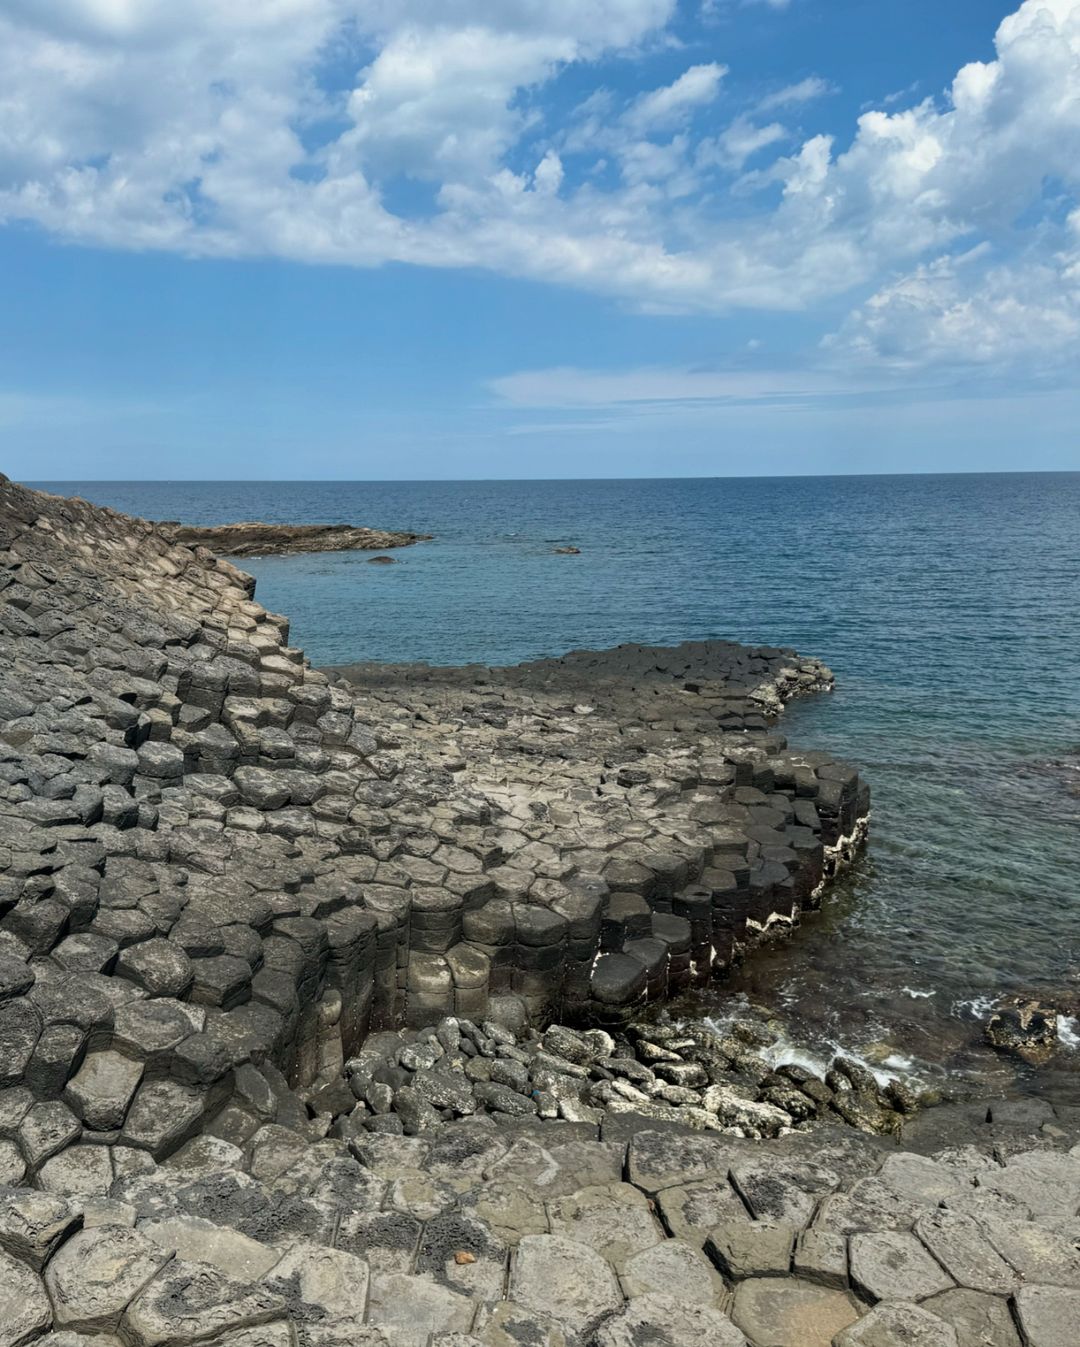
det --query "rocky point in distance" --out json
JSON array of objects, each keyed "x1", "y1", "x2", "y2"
[
  {"x1": 156, "y1": 519, "x2": 433, "y2": 557},
  {"x1": 1, "y1": 472, "x2": 1078, "y2": 1347}
]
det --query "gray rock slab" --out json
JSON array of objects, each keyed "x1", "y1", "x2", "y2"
[
  {"x1": 38, "y1": 1145, "x2": 113, "y2": 1198},
  {"x1": 835, "y1": 1302, "x2": 959, "y2": 1347},
  {"x1": 65, "y1": 1046, "x2": 144, "y2": 1127},
  {"x1": 0, "y1": 1247, "x2": 52, "y2": 1347},
  {"x1": 469, "y1": 1301, "x2": 570, "y2": 1347},
  {"x1": 618, "y1": 1237, "x2": 725, "y2": 1306},
  {"x1": 508, "y1": 1233, "x2": 623, "y2": 1338},
  {"x1": 876, "y1": 1154, "x2": 967, "y2": 1205},
  {"x1": 121, "y1": 1080, "x2": 206, "y2": 1157},
  {"x1": 0, "y1": 1142, "x2": 25, "y2": 1188},
  {"x1": 626, "y1": 1129, "x2": 733, "y2": 1195},
  {"x1": 814, "y1": 1178, "x2": 935, "y2": 1236},
  {"x1": 545, "y1": 1183, "x2": 664, "y2": 1265},
  {"x1": 921, "y1": 1289, "x2": 1022, "y2": 1347},
  {"x1": 913, "y1": 1210, "x2": 1018, "y2": 1295},
  {"x1": 116, "y1": 940, "x2": 194, "y2": 999},
  {"x1": 850, "y1": 1231, "x2": 956, "y2": 1304},
  {"x1": 0, "y1": 1186, "x2": 79, "y2": 1269},
  {"x1": 456, "y1": 1181, "x2": 551, "y2": 1243},
  {"x1": 593, "y1": 1292, "x2": 747, "y2": 1347},
  {"x1": 366, "y1": 1272, "x2": 476, "y2": 1347},
  {"x1": 794, "y1": 1228, "x2": 849, "y2": 1289},
  {"x1": 705, "y1": 1219, "x2": 797, "y2": 1280},
  {"x1": 18, "y1": 1101, "x2": 81, "y2": 1170},
  {"x1": 978, "y1": 1151, "x2": 1080, "y2": 1230},
  {"x1": 263, "y1": 1241, "x2": 370, "y2": 1344},
  {"x1": 484, "y1": 1135, "x2": 623, "y2": 1199},
  {"x1": 199, "y1": 1326, "x2": 294, "y2": 1347},
  {"x1": 654, "y1": 1176, "x2": 751, "y2": 1247},
  {"x1": 978, "y1": 1211, "x2": 1080, "y2": 1288},
  {"x1": 730, "y1": 1158, "x2": 841, "y2": 1225},
  {"x1": 45, "y1": 1226, "x2": 170, "y2": 1333},
  {"x1": 730, "y1": 1276, "x2": 860, "y2": 1347},
  {"x1": 385, "y1": 1170, "x2": 457, "y2": 1223},
  {"x1": 1012, "y1": 1284, "x2": 1080, "y2": 1347},
  {"x1": 121, "y1": 1257, "x2": 286, "y2": 1347},
  {"x1": 139, "y1": 1217, "x2": 280, "y2": 1282}
]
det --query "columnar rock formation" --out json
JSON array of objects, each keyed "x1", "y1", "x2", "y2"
[
  {"x1": 0, "y1": 473, "x2": 869, "y2": 1150},
  {"x1": 2, "y1": 476, "x2": 1079, "y2": 1347}
]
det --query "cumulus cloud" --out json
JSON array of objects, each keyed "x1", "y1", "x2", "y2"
[
  {"x1": 827, "y1": 231, "x2": 1080, "y2": 374},
  {"x1": 1, "y1": 0, "x2": 1080, "y2": 379}
]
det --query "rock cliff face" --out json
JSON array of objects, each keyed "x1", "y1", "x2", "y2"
[
  {"x1": 2, "y1": 476, "x2": 1078, "y2": 1347},
  {"x1": 156, "y1": 520, "x2": 432, "y2": 557}
]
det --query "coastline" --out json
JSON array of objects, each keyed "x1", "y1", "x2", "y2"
[{"x1": 2, "y1": 475, "x2": 1077, "y2": 1346}]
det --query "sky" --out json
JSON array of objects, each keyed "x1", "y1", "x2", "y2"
[{"x1": 2, "y1": 0, "x2": 1079, "y2": 479}]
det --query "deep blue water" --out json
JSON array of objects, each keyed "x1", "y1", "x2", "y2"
[{"x1": 36, "y1": 475, "x2": 1080, "y2": 1099}]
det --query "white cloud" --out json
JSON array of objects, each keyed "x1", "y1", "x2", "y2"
[
  {"x1": 757, "y1": 75, "x2": 832, "y2": 112},
  {"x1": 828, "y1": 233, "x2": 1080, "y2": 373},
  {"x1": 623, "y1": 62, "x2": 727, "y2": 132},
  {"x1": 699, "y1": 116, "x2": 786, "y2": 170},
  {"x1": 491, "y1": 365, "x2": 892, "y2": 408},
  {"x1": 0, "y1": 0, "x2": 1079, "y2": 381}
]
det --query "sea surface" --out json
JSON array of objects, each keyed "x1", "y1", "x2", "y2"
[{"x1": 36, "y1": 475, "x2": 1080, "y2": 1103}]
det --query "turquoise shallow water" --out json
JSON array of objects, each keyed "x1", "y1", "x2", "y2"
[{"x1": 37, "y1": 475, "x2": 1080, "y2": 1100}]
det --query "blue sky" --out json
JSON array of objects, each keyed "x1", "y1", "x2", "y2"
[{"x1": 2, "y1": 0, "x2": 1079, "y2": 478}]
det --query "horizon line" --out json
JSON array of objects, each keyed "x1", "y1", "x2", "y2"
[{"x1": 26, "y1": 468, "x2": 1080, "y2": 485}]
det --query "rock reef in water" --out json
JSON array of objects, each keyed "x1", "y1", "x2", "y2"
[
  {"x1": 156, "y1": 519, "x2": 433, "y2": 557},
  {"x1": 4, "y1": 473, "x2": 1076, "y2": 1345}
]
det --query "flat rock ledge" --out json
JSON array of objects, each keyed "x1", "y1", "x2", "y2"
[
  {"x1": 20, "y1": 474, "x2": 1079, "y2": 1344},
  {"x1": 156, "y1": 521, "x2": 433, "y2": 557}
]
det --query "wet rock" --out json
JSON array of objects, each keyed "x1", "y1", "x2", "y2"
[{"x1": 985, "y1": 999, "x2": 1059, "y2": 1063}]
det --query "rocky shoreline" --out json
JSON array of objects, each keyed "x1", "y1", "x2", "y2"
[
  {"x1": 1, "y1": 474, "x2": 1077, "y2": 1346},
  {"x1": 156, "y1": 520, "x2": 433, "y2": 557}
]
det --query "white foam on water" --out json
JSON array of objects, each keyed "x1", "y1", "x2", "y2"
[
  {"x1": 952, "y1": 995, "x2": 997, "y2": 1022},
  {"x1": 1057, "y1": 1016, "x2": 1080, "y2": 1050},
  {"x1": 700, "y1": 1014, "x2": 918, "y2": 1089},
  {"x1": 901, "y1": 987, "x2": 936, "y2": 1000}
]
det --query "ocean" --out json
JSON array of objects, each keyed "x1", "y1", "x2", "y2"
[{"x1": 36, "y1": 474, "x2": 1080, "y2": 1102}]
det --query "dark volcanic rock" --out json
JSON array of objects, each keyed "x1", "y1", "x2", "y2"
[{"x1": 156, "y1": 520, "x2": 432, "y2": 557}]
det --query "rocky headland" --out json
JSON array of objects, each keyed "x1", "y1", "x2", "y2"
[
  {"x1": 0, "y1": 474, "x2": 1077, "y2": 1347},
  {"x1": 156, "y1": 521, "x2": 433, "y2": 557}
]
